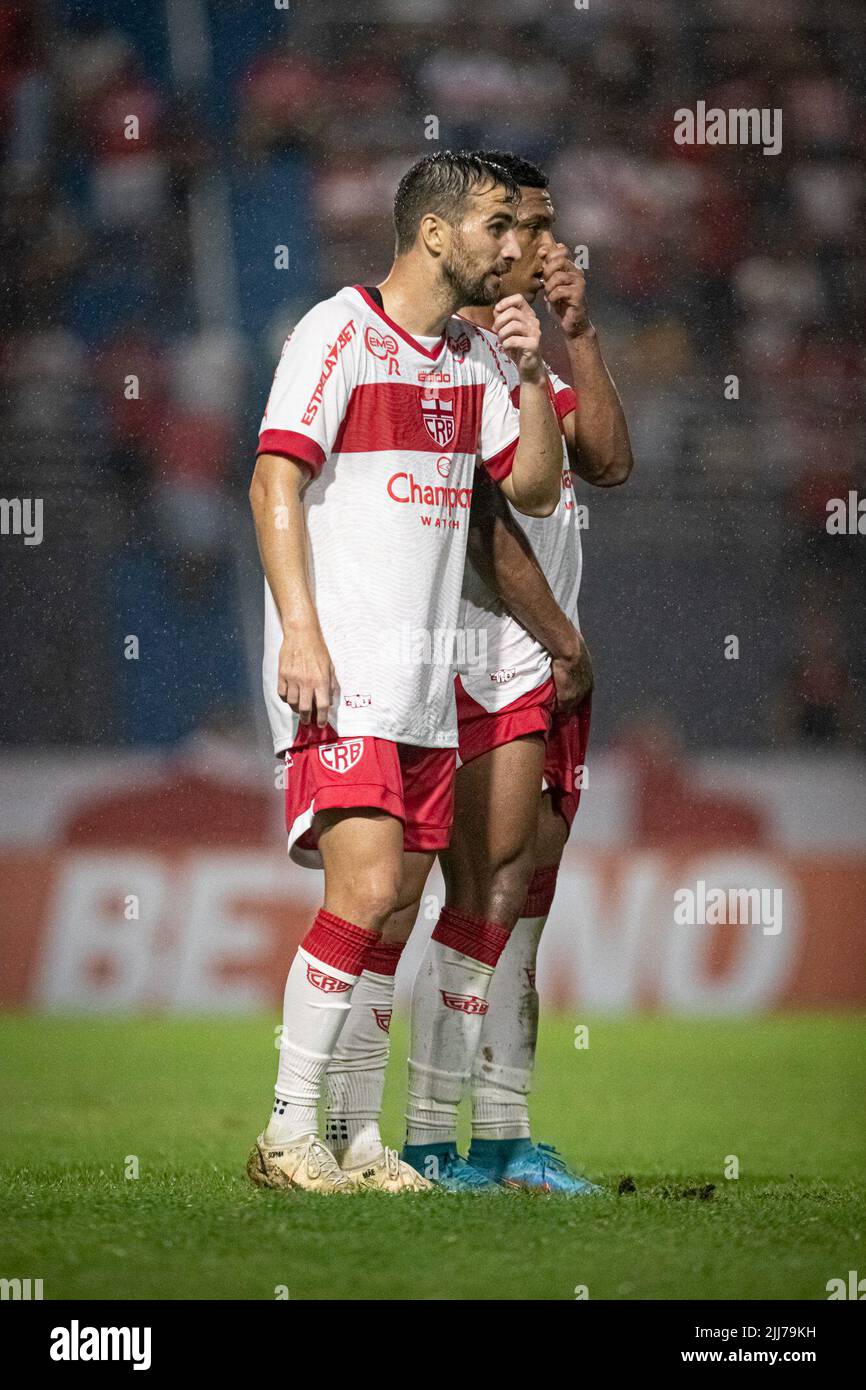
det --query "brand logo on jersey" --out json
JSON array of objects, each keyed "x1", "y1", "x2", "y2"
[
  {"x1": 418, "y1": 370, "x2": 451, "y2": 383},
  {"x1": 420, "y1": 389, "x2": 455, "y2": 447},
  {"x1": 318, "y1": 739, "x2": 365, "y2": 773},
  {"x1": 372, "y1": 1007, "x2": 392, "y2": 1034},
  {"x1": 387, "y1": 472, "x2": 472, "y2": 511},
  {"x1": 490, "y1": 667, "x2": 516, "y2": 684},
  {"x1": 364, "y1": 325, "x2": 400, "y2": 376},
  {"x1": 301, "y1": 319, "x2": 357, "y2": 424},
  {"x1": 440, "y1": 990, "x2": 489, "y2": 1015},
  {"x1": 436, "y1": 457, "x2": 451, "y2": 478},
  {"x1": 344, "y1": 693, "x2": 372, "y2": 709},
  {"x1": 306, "y1": 964, "x2": 352, "y2": 993},
  {"x1": 446, "y1": 331, "x2": 471, "y2": 363}
]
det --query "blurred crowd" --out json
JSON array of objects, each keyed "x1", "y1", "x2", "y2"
[{"x1": 1, "y1": 0, "x2": 863, "y2": 748}]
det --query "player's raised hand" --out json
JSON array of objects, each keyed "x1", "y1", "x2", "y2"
[
  {"x1": 278, "y1": 624, "x2": 336, "y2": 728},
  {"x1": 540, "y1": 242, "x2": 592, "y2": 340},
  {"x1": 493, "y1": 294, "x2": 544, "y2": 383}
]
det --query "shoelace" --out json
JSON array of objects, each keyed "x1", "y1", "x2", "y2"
[
  {"x1": 306, "y1": 1138, "x2": 344, "y2": 1181},
  {"x1": 383, "y1": 1147, "x2": 401, "y2": 1178}
]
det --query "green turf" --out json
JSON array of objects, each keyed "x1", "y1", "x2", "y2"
[{"x1": 0, "y1": 1013, "x2": 863, "y2": 1300}]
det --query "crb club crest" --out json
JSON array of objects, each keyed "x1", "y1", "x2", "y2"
[
  {"x1": 372, "y1": 1007, "x2": 393, "y2": 1034},
  {"x1": 446, "y1": 331, "x2": 471, "y2": 363},
  {"x1": 318, "y1": 739, "x2": 365, "y2": 774},
  {"x1": 440, "y1": 990, "x2": 489, "y2": 1015},
  {"x1": 306, "y1": 964, "x2": 351, "y2": 993},
  {"x1": 420, "y1": 388, "x2": 455, "y2": 447}
]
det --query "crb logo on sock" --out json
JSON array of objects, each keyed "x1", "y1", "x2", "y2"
[
  {"x1": 440, "y1": 990, "x2": 489, "y2": 1015},
  {"x1": 318, "y1": 739, "x2": 365, "y2": 773},
  {"x1": 306, "y1": 964, "x2": 352, "y2": 993}
]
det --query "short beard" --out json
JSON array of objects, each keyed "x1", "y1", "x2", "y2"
[{"x1": 441, "y1": 231, "x2": 499, "y2": 308}]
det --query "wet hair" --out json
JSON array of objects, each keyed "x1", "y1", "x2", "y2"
[
  {"x1": 393, "y1": 150, "x2": 520, "y2": 255},
  {"x1": 472, "y1": 149, "x2": 549, "y2": 191}
]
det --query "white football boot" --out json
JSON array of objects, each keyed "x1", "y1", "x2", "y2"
[
  {"x1": 246, "y1": 1134, "x2": 354, "y2": 1193},
  {"x1": 340, "y1": 1147, "x2": 432, "y2": 1193}
]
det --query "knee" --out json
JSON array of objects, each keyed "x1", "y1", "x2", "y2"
[
  {"x1": 450, "y1": 853, "x2": 535, "y2": 929},
  {"x1": 332, "y1": 866, "x2": 402, "y2": 931}
]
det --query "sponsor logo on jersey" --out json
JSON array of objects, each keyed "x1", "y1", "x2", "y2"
[
  {"x1": 306, "y1": 964, "x2": 352, "y2": 993},
  {"x1": 318, "y1": 739, "x2": 365, "y2": 773},
  {"x1": 344, "y1": 693, "x2": 372, "y2": 708},
  {"x1": 446, "y1": 330, "x2": 471, "y2": 363},
  {"x1": 490, "y1": 667, "x2": 516, "y2": 684},
  {"x1": 372, "y1": 1006, "x2": 392, "y2": 1034},
  {"x1": 418, "y1": 369, "x2": 451, "y2": 383},
  {"x1": 436, "y1": 457, "x2": 451, "y2": 478},
  {"x1": 301, "y1": 319, "x2": 357, "y2": 425},
  {"x1": 440, "y1": 989, "x2": 489, "y2": 1015},
  {"x1": 364, "y1": 325, "x2": 400, "y2": 376},
  {"x1": 420, "y1": 388, "x2": 456, "y2": 447},
  {"x1": 387, "y1": 472, "x2": 472, "y2": 511}
]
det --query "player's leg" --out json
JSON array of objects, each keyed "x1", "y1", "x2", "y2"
[
  {"x1": 468, "y1": 697, "x2": 600, "y2": 1194},
  {"x1": 324, "y1": 851, "x2": 432, "y2": 1190},
  {"x1": 248, "y1": 772, "x2": 408, "y2": 1184},
  {"x1": 404, "y1": 733, "x2": 545, "y2": 1187},
  {"x1": 322, "y1": 744, "x2": 454, "y2": 1191}
]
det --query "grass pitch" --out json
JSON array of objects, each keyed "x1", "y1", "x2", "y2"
[{"x1": 0, "y1": 1013, "x2": 863, "y2": 1301}]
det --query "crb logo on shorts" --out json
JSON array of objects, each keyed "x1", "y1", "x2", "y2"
[{"x1": 318, "y1": 739, "x2": 365, "y2": 774}]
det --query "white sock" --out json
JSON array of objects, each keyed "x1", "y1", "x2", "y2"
[
  {"x1": 471, "y1": 913, "x2": 547, "y2": 1140},
  {"x1": 325, "y1": 966, "x2": 398, "y2": 1167},
  {"x1": 265, "y1": 910, "x2": 376, "y2": 1146},
  {"x1": 406, "y1": 907, "x2": 510, "y2": 1148}
]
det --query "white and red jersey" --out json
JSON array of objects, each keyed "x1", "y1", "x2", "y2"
[
  {"x1": 257, "y1": 286, "x2": 522, "y2": 754},
  {"x1": 457, "y1": 320, "x2": 581, "y2": 712}
]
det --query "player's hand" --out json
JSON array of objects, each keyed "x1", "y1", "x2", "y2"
[
  {"x1": 278, "y1": 624, "x2": 336, "y2": 728},
  {"x1": 541, "y1": 242, "x2": 592, "y2": 340},
  {"x1": 551, "y1": 629, "x2": 594, "y2": 714},
  {"x1": 493, "y1": 294, "x2": 544, "y2": 383}
]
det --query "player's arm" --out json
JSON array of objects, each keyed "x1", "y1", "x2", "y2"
[
  {"x1": 541, "y1": 242, "x2": 633, "y2": 488},
  {"x1": 467, "y1": 468, "x2": 593, "y2": 712},
  {"x1": 249, "y1": 454, "x2": 335, "y2": 728},
  {"x1": 491, "y1": 294, "x2": 563, "y2": 517}
]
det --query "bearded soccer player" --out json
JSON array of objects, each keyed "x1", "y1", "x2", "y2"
[
  {"x1": 324, "y1": 151, "x2": 633, "y2": 1192},
  {"x1": 246, "y1": 151, "x2": 564, "y2": 1193}
]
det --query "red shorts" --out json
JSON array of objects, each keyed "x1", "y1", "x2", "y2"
[
  {"x1": 454, "y1": 673, "x2": 556, "y2": 766},
  {"x1": 284, "y1": 733, "x2": 456, "y2": 865},
  {"x1": 542, "y1": 694, "x2": 592, "y2": 832}
]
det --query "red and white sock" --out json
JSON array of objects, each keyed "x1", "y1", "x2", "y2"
[
  {"x1": 266, "y1": 909, "x2": 378, "y2": 1145},
  {"x1": 471, "y1": 866, "x2": 558, "y2": 1140},
  {"x1": 324, "y1": 939, "x2": 404, "y2": 1167},
  {"x1": 406, "y1": 905, "x2": 510, "y2": 1147}
]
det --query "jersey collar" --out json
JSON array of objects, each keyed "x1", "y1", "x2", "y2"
[{"x1": 353, "y1": 285, "x2": 447, "y2": 362}]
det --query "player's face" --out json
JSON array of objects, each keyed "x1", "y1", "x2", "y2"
[
  {"x1": 441, "y1": 183, "x2": 521, "y2": 306},
  {"x1": 495, "y1": 186, "x2": 557, "y2": 303}
]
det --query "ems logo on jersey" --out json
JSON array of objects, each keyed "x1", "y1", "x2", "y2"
[
  {"x1": 420, "y1": 389, "x2": 455, "y2": 447},
  {"x1": 306, "y1": 964, "x2": 352, "y2": 993},
  {"x1": 318, "y1": 739, "x2": 365, "y2": 773},
  {"x1": 365, "y1": 325, "x2": 399, "y2": 375},
  {"x1": 372, "y1": 1007, "x2": 393, "y2": 1034},
  {"x1": 446, "y1": 330, "x2": 471, "y2": 363},
  {"x1": 440, "y1": 990, "x2": 489, "y2": 1015}
]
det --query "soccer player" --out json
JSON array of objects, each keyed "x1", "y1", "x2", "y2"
[
  {"x1": 246, "y1": 151, "x2": 564, "y2": 1192},
  {"x1": 324, "y1": 151, "x2": 633, "y2": 1192}
]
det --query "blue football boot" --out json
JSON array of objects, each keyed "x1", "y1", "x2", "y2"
[
  {"x1": 468, "y1": 1138, "x2": 602, "y2": 1195},
  {"x1": 401, "y1": 1143, "x2": 501, "y2": 1192}
]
